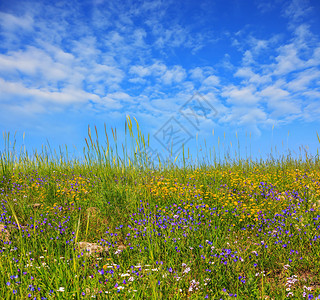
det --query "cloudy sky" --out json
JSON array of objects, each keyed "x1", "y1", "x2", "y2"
[{"x1": 0, "y1": 0, "x2": 319, "y2": 163}]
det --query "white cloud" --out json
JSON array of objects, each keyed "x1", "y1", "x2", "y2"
[
  {"x1": 161, "y1": 65, "x2": 186, "y2": 85},
  {"x1": 0, "y1": 46, "x2": 67, "y2": 80},
  {"x1": 128, "y1": 77, "x2": 147, "y2": 84},
  {"x1": 129, "y1": 62, "x2": 167, "y2": 79},
  {"x1": 234, "y1": 67, "x2": 271, "y2": 85},
  {"x1": 129, "y1": 65, "x2": 152, "y2": 77},
  {"x1": 224, "y1": 16, "x2": 320, "y2": 130},
  {"x1": 273, "y1": 44, "x2": 305, "y2": 76},
  {"x1": 132, "y1": 29, "x2": 147, "y2": 47},
  {"x1": 0, "y1": 78, "x2": 99, "y2": 107},
  {"x1": 222, "y1": 85, "x2": 259, "y2": 106},
  {"x1": 0, "y1": 0, "x2": 319, "y2": 138},
  {"x1": 239, "y1": 107, "x2": 268, "y2": 125},
  {"x1": 107, "y1": 92, "x2": 133, "y2": 102},
  {"x1": 255, "y1": 0, "x2": 277, "y2": 13},
  {"x1": 218, "y1": 105, "x2": 271, "y2": 136},
  {"x1": 283, "y1": 0, "x2": 313, "y2": 23},
  {"x1": 268, "y1": 99, "x2": 301, "y2": 119},
  {"x1": 242, "y1": 50, "x2": 255, "y2": 65},
  {"x1": 96, "y1": 96, "x2": 123, "y2": 110},
  {"x1": 189, "y1": 67, "x2": 205, "y2": 81},
  {"x1": 154, "y1": 26, "x2": 187, "y2": 49},
  {"x1": 189, "y1": 66, "x2": 216, "y2": 82},
  {"x1": 303, "y1": 101, "x2": 320, "y2": 122},
  {"x1": 286, "y1": 68, "x2": 320, "y2": 92},
  {"x1": 260, "y1": 86, "x2": 290, "y2": 100},
  {"x1": 202, "y1": 75, "x2": 220, "y2": 87},
  {"x1": 0, "y1": 12, "x2": 34, "y2": 31}
]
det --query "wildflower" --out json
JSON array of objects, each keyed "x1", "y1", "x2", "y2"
[
  {"x1": 284, "y1": 264, "x2": 291, "y2": 270},
  {"x1": 57, "y1": 287, "x2": 65, "y2": 292},
  {"x1": 183, "y1": 267, "x2": 191, "y2": 274}
]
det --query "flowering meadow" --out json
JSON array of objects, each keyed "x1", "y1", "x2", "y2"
[{"x1": 1, "y1": 124, "x2": 320, "y2": 299}]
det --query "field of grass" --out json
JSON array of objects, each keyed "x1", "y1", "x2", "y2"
[{"x1": 1, "y1": 121, "x2": 320, "y2": 299}]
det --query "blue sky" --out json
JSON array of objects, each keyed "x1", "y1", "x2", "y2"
[{"x1": 0, "y1": 0, "x2": 320, "y2": 164}]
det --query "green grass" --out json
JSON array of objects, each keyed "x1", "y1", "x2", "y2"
[{"x1": 1, "y1": 120, "x2": 320, "y2": 299}]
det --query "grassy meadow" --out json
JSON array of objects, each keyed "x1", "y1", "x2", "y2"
[{"x1": 1, "y1": 119, "x2": 320, "y2": 299}]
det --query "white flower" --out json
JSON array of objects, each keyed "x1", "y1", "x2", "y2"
[
  {"x1": 283, "y1": 264, "x2": 290, "y2": 270},
  {"x1": 57, "y1": 287, "x2": 65, "y2": 292},
  {"x1": 183, "y1": 267, "x2": 191, "y2": 274}
]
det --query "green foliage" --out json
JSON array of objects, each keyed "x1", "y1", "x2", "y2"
[{"x1": 1, "y1": 121, "x2": 320, "y2": 299}]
